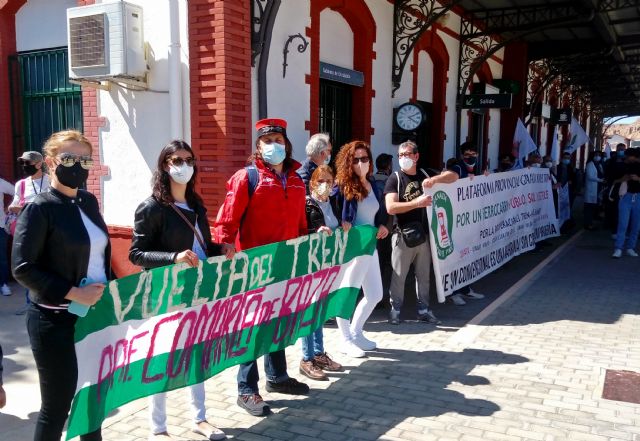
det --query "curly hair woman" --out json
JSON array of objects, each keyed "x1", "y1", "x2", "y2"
[{"x1": 334, "y1": 141, "x2": 389, "y2": 358}]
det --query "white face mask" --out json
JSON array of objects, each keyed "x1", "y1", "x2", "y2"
[
  {"x1": 354, "y1": 162, "x2": 369, "y2": 177},
  {"x1": 545, "y1": 162, "x2": 553, "y2": 168},
  {"x1": 399, "y1": 157, "x2": 414, "y2": 171},
  {"x1": 315, "y1": 182, "x2": 331, "y2": 198},
  {"x1": 531, "y1": 163, "x2": 541, "y2": 168},
  {"x1": 324, "y1": 154, "x2": 331, "y2": 165},
  {"x1": 169, "y1": 163, "x2": 194, "y2": 184}
]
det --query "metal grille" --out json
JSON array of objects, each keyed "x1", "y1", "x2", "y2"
[
  {"x1": 319, "y1": 79, "x2": 352, "y2": 157},
  {"x1": 69, "y1": 14, "x2": 106, "y2": 68}
]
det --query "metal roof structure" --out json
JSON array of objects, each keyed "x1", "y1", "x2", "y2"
[{"x1": 455, "y1": 0, "x2": 640, "y2": 117}]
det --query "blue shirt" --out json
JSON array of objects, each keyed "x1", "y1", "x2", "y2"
[{"x1": 354, "y1": 189, "x2": 379, "y2": 226}]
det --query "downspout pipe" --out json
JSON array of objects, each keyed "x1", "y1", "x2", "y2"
[
  {"x1": 257, "y1": 0, "x2": 281, "y2": 119},
  {"x1": 169, "y1": 0, "x2": 183, "y2": 139}
]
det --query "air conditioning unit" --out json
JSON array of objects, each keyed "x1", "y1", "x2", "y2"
[{"x1": 67, "y1": 1, "x2": 146, "y2": 81}]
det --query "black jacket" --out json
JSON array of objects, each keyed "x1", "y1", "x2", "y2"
[
  {"x1": 129, "y1": 196, "x2": 222, "y2": 269},
  {"x1": 11, "y1": 188, "x2": 113, "y2": 307},
  {"x1": 305, "y1": 195, "x2": 340, "y2": 234}
]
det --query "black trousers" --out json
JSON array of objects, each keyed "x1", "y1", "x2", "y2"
[{"x1": 26, "y1": 305, "x2": 101, "y2": 441}]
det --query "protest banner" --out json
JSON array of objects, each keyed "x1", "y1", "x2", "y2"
[
  {"x1": 67, "y1": 225, "x2": 378, "y2": 439},
  {"x1": 426, "y1": 168, "x2": 559, "y2": 300}
]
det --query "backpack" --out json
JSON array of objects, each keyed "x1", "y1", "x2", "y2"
[{"x1": 246, "y1": 165, "x2": 259, "y2": 197}]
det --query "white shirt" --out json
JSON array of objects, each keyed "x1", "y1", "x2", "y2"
[
  {"x1": 79, "y1": 208, "x2": 108, "y2": 284},
  {"x1": 10, "y1": 174, "x2": 50, "y2": 208},
  {"x1": 0, "y1": 178, "x2": 15, "y2": 226},
  {"x1": 314, "y1": 197, "x2": 339, "y2": 230},
  {"x1": 354, "y1": 189, "x2": 379, "y2": 227}
]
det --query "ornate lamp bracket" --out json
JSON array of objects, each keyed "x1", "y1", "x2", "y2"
[{"x1": 282, "y1": 33, "x2": 309, "y2": 78}]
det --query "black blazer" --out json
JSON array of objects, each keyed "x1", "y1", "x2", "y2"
[
  {"x1": 11, "y1": 188, "x2": 113, "y2": 307},
  {"x1": 129, "y1": 196, "x2": 223, "y2": 270}
]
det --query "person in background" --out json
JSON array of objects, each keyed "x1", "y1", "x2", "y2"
[
  {"x1": 612, "y1": 148, "x2": 640, "y2": 258},
  {"x1": 0, "y1": 175, "x2": 14, "y2": 297},
  {"x1": 496, "y1": 154, "x2": 515, "y2": 172},
  {"x1": 8, "y1": 151, "x2": 51, "y2": 313},
  {"x1": 298, "y1": 165, "x2": 344, "y2": 381},
  {"x1": 129, "y1": 140, "x2": 230, "y2": 441},
  {"x1": 385, "y1": 141, "x2": 457, "y2": 325},
  {"x1": 334, "y1": 140, "x2": 389, "y2": 358},
  {"x1": 543, "y1": 154, "x2": 560, "y2": 214},
  {"x1": 373, "y1": 153, "x2": 393, "y2": 195},
  {"x1": 298, "y1": 133, "x2": 332, "y2": 191},
  {"x1": 373, "y1": 152, "x2": 394, "y2": 305},
  {"x1": 526, "y1": 153, "x2": 543, "y2": 168},
  {"x1": 446, "y1": 142, "x2": 486, "y2": 306},
  {"x1": 12, "y1": 130, "x2": 111, "y2": 441},
  {"x1": 0, "y1": 343, "x2": 6, "y2": 408},
  {"x1": 605, "y1": 143, "x2": 628, "y2": 238},
  {"x1": 584, "y1": 151, "x2": 605, "y2": 230},
  {"x1": 215, "y1": 118, "x2": 309, "y2": 417}
]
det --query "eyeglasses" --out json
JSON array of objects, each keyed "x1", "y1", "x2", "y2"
[
  {"x1": 352, "y1": 156, "x2": 370, "y2": 165},
  {"x1": 57, "y1": 153, "x2": 94, "y2": 170},
  {"x1": 398, "y1": 152, "x2": 416, "y2": 158},
  {"x1": 167, "y1": 156, "x2": 196, "y2": 167}
]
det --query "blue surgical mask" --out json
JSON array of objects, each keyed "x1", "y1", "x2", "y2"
[
  {"x1": 617, "y1": 150, "x2": 625, "y2": 157},
  {"x1": 562, "y1": 159, "x2": 570, "y2": 165},
  {"x1": 594, "y1": 156, "x2": 601, "y2": 162},
  {"x1": 261, "y1": 142, "x2": 286, "y2": 165}
]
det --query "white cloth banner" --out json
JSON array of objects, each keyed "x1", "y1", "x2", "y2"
[
  {"x1": 564, "y1": 117, "x2": 589, "y2": 154},
  {"x1": 512, "y1": 118, "x2": 538, "y2": 169},
  {"x1": 557, "y1": 183, "x2": 571, "y2": 226},
  {"x1": 426, "y1": 169, "x2": 560, "y2": 300}
]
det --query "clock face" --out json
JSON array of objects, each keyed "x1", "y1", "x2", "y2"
[{"x1": 396, "y1": 103, "x2": 423, "y2": 131}]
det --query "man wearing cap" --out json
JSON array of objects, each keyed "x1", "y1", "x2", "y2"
[
  {"x1": 215, "y1": 118, "x2": 310, "y2": 416},
  {"x1": 7, "y1": 151, "x2": 50, "y2": 310},
  {"x1": 298, "y1": 132, "x2": 332, "y2": 192}
]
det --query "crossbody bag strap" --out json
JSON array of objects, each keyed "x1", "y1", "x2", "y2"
[{"x1": 169, "y1": 203, "x2": 207, "y2": 252}]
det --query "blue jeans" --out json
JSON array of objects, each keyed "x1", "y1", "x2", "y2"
[
  {"x1": 301, "y1": 329, "x2": 324, "y2": 361},
  {"x1": 237, "y1": 349, "x2": 289, "y2": 395},
  {"x1": 615, "y1": 193, "x2": 640, "y2": 250},
  {"x1": 0, "y1": 229, "x2": 9, "y2": 285}
]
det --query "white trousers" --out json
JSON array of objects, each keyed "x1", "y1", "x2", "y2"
[
  {"x1": 336, "y1": 250, "x2": 383, "y2": 340},
  {"x1": 149, "y1": 383, "x2": 206, "y2": 434}
]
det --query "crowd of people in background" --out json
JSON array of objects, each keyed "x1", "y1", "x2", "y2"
[{"x1": 1, "y1": 120, "x2": 639, "y2": 441}]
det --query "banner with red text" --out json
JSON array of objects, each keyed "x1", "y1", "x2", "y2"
[
  {"x1": 426, "y1": 169, "x2": 559, "y2": 300},
  {"x1": 67, "y1": 226, "x2": 378, "y2": 439}
]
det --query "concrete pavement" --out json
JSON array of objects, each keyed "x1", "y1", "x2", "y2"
[{"x1": 1, "y1": 226, "x2": 640, "y2": 441}]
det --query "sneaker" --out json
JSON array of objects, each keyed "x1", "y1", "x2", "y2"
[
  {"x1": 265, "y1": 377, "x2": 309, "y2": 395},
  {"x1": 313, "y1": 352, "x2": 343, "y2": 372},
  {"x1": 462, "y1": 289, "x2": 485, "y2": 300},
  {"x1": 626, "y1": 249, "x2": 639, "y2": 257},
  {"x1": 237, "y1": 394, "x2": 270, "y2": 416},
  {"x1": 389, "y1": 309, "x2": 400, "y2": 325},
  {"x1": 612, "y1": 249, "x2": 622, "y2": 258},
  {"x1": 299, "y1": 359, "x2": 328, "y2": 381},
  {"x1": 449, "y1": 294, "x2": 466, "y2": 306},
  {"x1": 1, "y1": 284, "x2": 11, "y2": 296},
  {"x1": 418, "y1": 309, "x2": 441, "y2": 324},
  {"x1": 193, "y1": 421, "x2": 226, "y2": 441},
  {"x1": 338, "y1": 339, "x2": 366, "y2": 358},
  {"x1": 352, "y1": 332, "x2": 376, "y2": 351}
]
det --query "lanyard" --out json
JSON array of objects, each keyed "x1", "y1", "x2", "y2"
[{"x1": 31, "y1": 175, "x2": 44, "y2": 195}]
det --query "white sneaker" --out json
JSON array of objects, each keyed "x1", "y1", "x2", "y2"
[
  {"x1": 462, "y1": 289, "x2": 485, "y2": 300},
  {"x1": 449, "y1": 293, "x2": 466, "y2": 305},
  {"x1": 1, "y1": 284, "x2": 11, "y2": 296},
  {"x1": 612, "y1": 249, "x2": 622, "y2": 258},
  {"x1": 626, "y1": 249, "x2": 638, "y2": 257},
  {"x1": 351, "y1": 332, "x2": 376, "y2": 351},
  {"x1": 339, "y1": 339, "x2": 365, "y2": 358}
]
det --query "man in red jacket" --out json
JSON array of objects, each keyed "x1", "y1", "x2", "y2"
[{"x1": 215, "y1": 118, "x2": 309, "y2": 416}]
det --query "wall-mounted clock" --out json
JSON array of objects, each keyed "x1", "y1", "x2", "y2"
[{"x1": 395, "y1": 102, "x2": 425, "y2": 131}]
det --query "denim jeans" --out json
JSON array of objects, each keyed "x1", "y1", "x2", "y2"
[
  {"x1": 0, "y1": 229, "x2": 9, "y2": 286},
  {"x1": 237, "y1": 349, "x2": 289, "y2": 395},
  {"x1": 26, "y1": 305, "x2": 101, "y2": 441},
  {"x1": 301, "y1": 329, "x2": 324, "y2": 361},
  {"x1": 615, "y1": 193, "x2": 640, "y2": 250}
]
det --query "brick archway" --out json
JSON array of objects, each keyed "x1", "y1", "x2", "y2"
[
  {"x1": 412, "y1": 28, "x2": 450, "y2": 168},
  {"x1": 306, "y1": 0, "x2": 376, "y2": 142}
]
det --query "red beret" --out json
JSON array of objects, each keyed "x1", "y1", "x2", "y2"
[{"x1": 256, "y1": 118, "x2": 287, "y2": 137}]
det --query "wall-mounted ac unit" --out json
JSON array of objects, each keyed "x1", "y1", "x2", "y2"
[{"x1": 67, "y1": 1, "x2": 146, "y2": 81}]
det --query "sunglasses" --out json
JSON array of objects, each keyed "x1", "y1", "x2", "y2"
[
  {"x1": 57, "y1": 153, "x2": 94, "y2": 170},
  {"x1": 167, "y1": 156, "x2": 196, "y2": 167},
  {"x1": 352, "y1": 156, "x2": 370, "y2": 165},
  {"x1": 398, "y1": 152, "x2": 416, "y2": 158}
]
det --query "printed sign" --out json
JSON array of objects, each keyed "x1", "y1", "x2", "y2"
[
  {"x1": 426, "y1": 169, "x2": 559, "y2": 300},
  {"x1": 67, "y1": 226, "x2": 378, "y2": 439},
  {"x1": 462, "y1": 94, "x2": 513, "y2": 109},
  {"x1": 319, "y1": 62, "x2": 364, "y2": 87}
]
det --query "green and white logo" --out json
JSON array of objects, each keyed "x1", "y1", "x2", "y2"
[{"x1": 430, "y1": 190, "x2": 454, "y2": 260}]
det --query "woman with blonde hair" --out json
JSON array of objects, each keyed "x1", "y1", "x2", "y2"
[
  {"x1": 334, "y1": 141, "x2": 389, "y2": 358},
  {"x1": 12, "y1": 130, "x2": 112, "y2": 441}
]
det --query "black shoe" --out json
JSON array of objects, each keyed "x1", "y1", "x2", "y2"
[
  {"x1": 265, "y1": 378, "x2": 310, "y2": 395},
  {"x1": 417, "y1": 309, "x2": 441, "y2": 325},
  {"x1": 237, "y1": 394, "x2": 270, "y2": 416}
]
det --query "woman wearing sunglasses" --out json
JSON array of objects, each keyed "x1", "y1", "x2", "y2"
[
  {"x1": 11, "y1": 130, "x2": 112, "y2": 441},
  {"x1": 129, "y1": 140, "x2": 232, "y2": 441},
  {"x1": 334, "y1": 140, "x2": 389, "y2": 358}
]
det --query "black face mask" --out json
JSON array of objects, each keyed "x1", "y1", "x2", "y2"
[
  {"x1": 21, "y1": 164, "x2": 38, "y2": 176},
  {"x1": 55, "y1": 162, "x2": 88, "y2": 189},
  {"x1": 500, "y1": 162, "x2": 512, "y2": 171}
]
